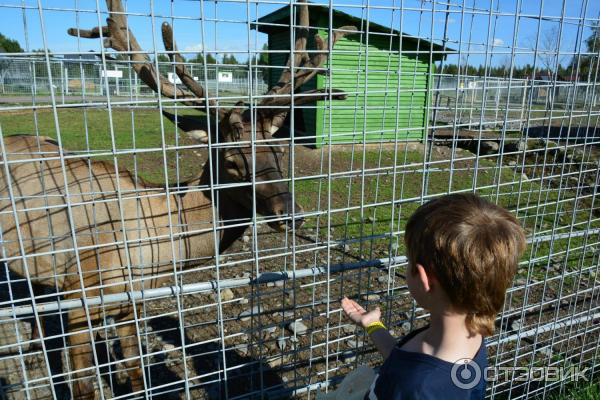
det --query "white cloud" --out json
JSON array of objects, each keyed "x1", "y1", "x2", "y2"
[
  {"x1": 182, "y1": 40, "x2": 246, "y2": 54},
  {"x1": 493, "y1": 38, "x2": 504, "y2": 46},
  {"x1": 183, "y1": 43, "x2": 203, "y2": 53},
  {"x1": 436, "y1": 17, "x2": 456, "y2": 24}
]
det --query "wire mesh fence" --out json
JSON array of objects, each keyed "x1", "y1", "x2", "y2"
[{"x1": 0, "y1": 0, "x2": 598, "y2": 399}]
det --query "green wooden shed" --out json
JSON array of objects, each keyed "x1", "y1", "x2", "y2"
[{"x1": 253, "y1": 5, "x2": 450, "y2": 146}]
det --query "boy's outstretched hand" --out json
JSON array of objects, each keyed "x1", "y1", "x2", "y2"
[{"x1": 341, "y1": 297, "x2": 381, "y2": 328}]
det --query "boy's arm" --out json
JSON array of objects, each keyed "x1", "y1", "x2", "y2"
[
  {"x1": 368, "y1": 326, "x2": 397, "y2": 360},
  {"x1": 341, "y1": 297, "x2": 397, "y2": 360}
]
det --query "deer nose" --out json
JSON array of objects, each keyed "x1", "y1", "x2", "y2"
[
  {"x1": 272, "y1": 197, "x2": 304, "y2": 231},
  {"x1": 287, "y1": 211, "x2": 305, "y2": 229},
  {"x1": 291, "y1": 201, "x2": 305, "y2": 225},
  {"x1": 282, "y1": 203, "x2": 305, "y2": 228}
]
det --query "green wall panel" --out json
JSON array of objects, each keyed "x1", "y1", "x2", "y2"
[
  {"x1": 267, "y1": 23, "x2": 431, "y2": 146},
  {"x1": 314, "y1": 30, "x2": 429, "y2": 146}
]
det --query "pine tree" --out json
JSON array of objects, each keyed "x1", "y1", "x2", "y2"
[
  {"x1": 223, "y1": 54, "x2": 239, "y2": 65},
  {"x1": 206, "y1": 53, "x2": 216, "y2": 64},
  {"x1": 0, "y1": 33, "x2": 23, "y2": 53},
  {"x1": 571, "y1": 22, "x2": 600, "y2": 80},
  {"x1": 190, "y1": 53, "x2": 204, "y2": 64}
]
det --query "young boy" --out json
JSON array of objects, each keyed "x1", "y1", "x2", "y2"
[{"x1": 342, "y1": 193, "x2": 526, "y2": 399}]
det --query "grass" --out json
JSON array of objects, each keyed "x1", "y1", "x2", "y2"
[
  {"x1": 294, "y1": 145, "x2": 596, "y2": 259},
  {"x1": 0, "y1": 107, "x2": 177, "y2": 150},
  {"x1": 548, "y1": 380, "x2": 600, "y2": 400},
  {"x1": 0, "y1": 107, "x2": 203, "y2": 183}
]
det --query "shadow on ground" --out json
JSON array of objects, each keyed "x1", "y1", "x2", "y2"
[
  {"x1": 0, "y1": 265, "x2": 288, "y2": 399},
  {"x1": 524, "y1": 125, "x2": 600, "y2": 143}
]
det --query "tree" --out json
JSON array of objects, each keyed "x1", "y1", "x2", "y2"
[
  {"x1": 0, "y1": 33, "x2": 24, "y2": 93},
  {"x1": 156, "y1": 54, "x2": 170, "y2": 62},
  {"x1": 222, "y1": 53, "x2": 238, "y2": 65},
  {"x1": 206, "y1": 53, "x2": 216, "y2": 64},
  {"x1": 189, "y1": 52, "x2": 216, "y2": 64},
  {"x1": 535, "y1": 26, "x2": 568, "y2": 75},
  {"x1": 190, "y1": 53, "x2": 204, "y2": 64},
  {"x1": 0, "y1": 33, "x2": 23, "y2": 53},
  {"x1": 557, "y1": 63, "x2": 570, "y2": 78},
  {"x1": 249, "y1": 43, "x2": 269, "y2": 66},
  {"x1": 442, "y1": 64, "x2": 458, "y2": 75},
  {"x1": 519, "y1": 64, "x2": 534, "y2": 79},
  {"x1": 439, "y1": 63, "x2": 484, "y2": 76},
  {"x1": 570, "y1": 22, "x2": 600, "y2": 80},
  {"x1": 248, "y1": 44, "x2": 269, "y2": 84}
]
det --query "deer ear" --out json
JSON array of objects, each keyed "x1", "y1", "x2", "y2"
[{"x1": 162, "y1": 110, "x2": 209, "y2": 143}]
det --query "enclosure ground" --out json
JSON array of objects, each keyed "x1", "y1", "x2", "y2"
[{"x1": 0, "y1": 109, "x2": 598, "y2": 398}]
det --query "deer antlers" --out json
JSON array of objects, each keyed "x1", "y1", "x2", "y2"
[
  {"x1": 68, "y1": 0, "x2": 215, "y2": 115},
  {"x1": 261, "y1": 5, "x2": 356, "y2": 106},
  {"x1": 68, "y1": 0, "x2": 356, "y2": 139},
  {"x1": 259, "y1": 3, "x2": 356, "y2": 133}
]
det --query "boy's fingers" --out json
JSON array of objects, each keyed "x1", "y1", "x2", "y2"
[
  {"x1": 341, "y1": 297, "x2": 367, "y2": 315},
  {"x1": 350, "y1": 302, "x2": 364, "y2": 312},
  {"x1": 341, "y1": 298, "x2": 352, "y2": 310},
  {"x1": 353, "y1": 304, "x2": 365, "y2": 313},
  {"x1": 344, "y1": 305, "x2": 358, "y2": 315}
]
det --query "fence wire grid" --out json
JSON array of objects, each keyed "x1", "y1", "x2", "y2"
[{"x1": 0, "y1": 0, "x2": 599, "y2": 399}]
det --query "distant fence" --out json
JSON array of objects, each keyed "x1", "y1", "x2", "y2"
[
  {"x1": 0, "y1": 57, "x2": 268, "y2": 100},
  {"x1": 432, "y1": 74, "x2": 600, "y2": 131},
  {"x1": 3, "y1": 58, "x2": 597, "y2": 122}
]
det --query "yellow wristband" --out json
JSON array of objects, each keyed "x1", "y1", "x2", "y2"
[{"x1": 366, "y1": 321, "x2": 386, "y2": 335}]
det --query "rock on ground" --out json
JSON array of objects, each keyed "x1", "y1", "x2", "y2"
[
  {"x1": 219, "y1": 288, "x2": 235, "y2": 301},
  {"x1": 361, "y1": 294, "x2": 381, "y2": 302},
  {"x1": 288, "y1": 320, "x2": 308, "y2": 336}
]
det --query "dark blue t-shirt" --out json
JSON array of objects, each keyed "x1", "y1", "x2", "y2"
[{"x1": 364, "y1": 326, "x2": 487, "y2": 400}]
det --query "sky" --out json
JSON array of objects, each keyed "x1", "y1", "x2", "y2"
[{"x1": 0, "y1": 0, "x2": 599, "y2": 67}]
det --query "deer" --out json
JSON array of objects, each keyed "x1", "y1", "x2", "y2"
[{"x1": 0, "y1": 0, "x2": 355, "y2": 398}]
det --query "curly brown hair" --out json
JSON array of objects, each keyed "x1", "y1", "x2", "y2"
[{"x1": 405, "y1": 193, "x2": 527, "y2": 336}]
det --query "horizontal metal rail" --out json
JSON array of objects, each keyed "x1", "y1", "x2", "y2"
[
  {"x1": 0, "y1": 256, "x2": 407, "y2": 317},
  {"x1": 496, "y1": 311, "x2": 600, "y2": 345},
  {"x1": 1, "y1": 225, "x2": 599, "y2": 318}
]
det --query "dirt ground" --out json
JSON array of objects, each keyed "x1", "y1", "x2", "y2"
[{"x1": 0, "y1": 140, "x2": 598, "y2": 399}]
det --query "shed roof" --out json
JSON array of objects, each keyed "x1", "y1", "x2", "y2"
[{"x1": 252, "y1": 4, "x2": 454, "y2": 60}]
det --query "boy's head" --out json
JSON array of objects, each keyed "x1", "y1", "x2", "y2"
[{"x1": 404, "y1": 193, "x2": 526, "y2": 337}]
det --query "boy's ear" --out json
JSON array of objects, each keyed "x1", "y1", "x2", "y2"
[{"x1": 415, "y1": 263, "x2": 434, "y2": 292}]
